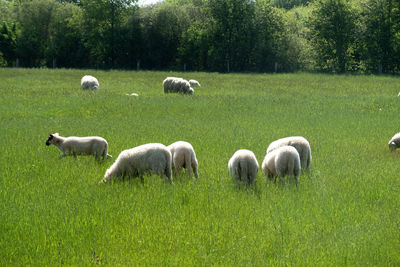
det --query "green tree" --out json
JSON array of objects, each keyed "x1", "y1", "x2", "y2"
[
  {"x1": 48, "y1": 2, "x2": 88, "y2": 67},
  {"x1": 15, "y1": 0, "x2": 58, "y2": 67},
  {"x1": 273, "y1": 0, "x2": 311, "y2": 10},
  {"x1": 179, "y1": 21, "x2": 210, "y2": 71},
  {"x1": 142, "y1": 3, "x2": 190, "y2": 69},
  {"x1": 177, "y1": 1, "x2": 209, "y2": 70},
  {"x1": 361, "y1": 0, "x2": 400, "y2": 73},
  {"x1": 251, "y1": 0, "x2": 285, "y2": 71},
  {"x1": 280, "y1": 7, "x2": 314, "y2": 71},
  {"x1": 0, "y1": 51, "x2": 7, "y2": 67},
  {"x1": 308, "y1": 0, "x2": 355, "y2": 73},
  {"x1": 0, "y1": 0, "x2": 16, "y2": 22},
  {"x1": 81, "y1": 0, "x2": 136, "y2": 68},
  {"x1": 205, "y1": 0, "x2": 256, "y2": 72},
  {"x1": 0, "y1": 21, "x2": 17, "y2": 66}
]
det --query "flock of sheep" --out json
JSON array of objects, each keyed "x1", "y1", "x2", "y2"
[
  {"x1": 46, "y1": 132, "x2": 198, "y2": 184},
  {"x1": 45, "y1": 130, "x2": 309, "y2": 185},
  {"x1": 80, "y1": 75, "x2": 201, "y2": 95},
  {"x1": 47, "y1": 75, "x2": 400, "y2": 185},
  {"x1": 228, "y1": 136, "x2": 311, "y2": 186}
]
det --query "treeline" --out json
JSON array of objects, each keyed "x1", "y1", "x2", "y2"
[{"x1": 0, "y1": 0, "x2": 399, "y2": 74}]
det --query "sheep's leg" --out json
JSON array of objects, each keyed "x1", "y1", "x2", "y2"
[
  {"x1": 175, "y1": 164, "x2": 182, "y2": 176},
  {"x1": 185, "y1": 156, "x2": 192, "y2": 179},
  {"x1": 59, "y1": 153, "x2": 66, "y2": 159},
  {"x1": 192, "y1": 161, "x2": 199, "y2": 179}
]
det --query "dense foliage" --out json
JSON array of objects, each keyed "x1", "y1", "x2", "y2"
[{"x1": 0, "y1": 0, "x2": 399, "y2": 73}]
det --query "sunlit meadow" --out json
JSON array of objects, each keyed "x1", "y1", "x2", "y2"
[{"x1": 1, "y1": 68, "x2": 399, "y2": 265}]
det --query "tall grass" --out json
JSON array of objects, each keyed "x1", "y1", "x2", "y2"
[{"x1": 1, "y1": 68, "x2": 399, "y2": 265}]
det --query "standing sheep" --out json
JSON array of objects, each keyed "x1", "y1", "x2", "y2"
[
  {"x1": 103, "y1": 143, "x2": 172, "y2": 183},
  {"x1": 189, "y1": 80, "x2": 201, "y2": 88},
  {"x1": 388, "y1": 132, "x2": 400, "y2": 152},
  {"x1": 45, "y1": 133, "x2": 111, "y2": 160},
  {"x1": 81, "y1": 75, "x2": 99, "y2": 90},
  {"x1": 262, "y1": 146, "x2": 301, "y2": 185},
  {"x1": 228, "y1": 149, "x2": 259, "y2": 185},
  {"x1": 167, "y1": 141, "x2": 199, "y2": 179},
  {"x1": 163, "y1": 77, "x2": 194, "y2": 95},
  {"x1": 267, "y1": 136, "x2": 311, "y2": 170}
]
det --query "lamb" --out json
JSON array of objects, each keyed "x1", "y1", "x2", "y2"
[
  {"x1": 189, "y1": 79, "x2": 201, "y2": 88},
  {"x1": 266, "y1": 136, "x2": 311, "y2": 170},
  {"x1": 388, "y1": 132, "x2": 400, "y2": 151},
  {"x1": 262, "y1": 145, "x2": 301, "y2": 185},
  {"x1": 167, "y1": 141, "x2": 199, "y2": 179},
  {"x1": 103, "y1": 143, "x2": 172, "y2": 183},
  {"x1": 228, "y1": 149, "x2": 259, "y2": 185},
  {"x1": 81, "y1": 75, "x2": 99, "y2": 90},
  {"x1": 125, "y1": 93, "x2": 139, "y2": 97},
  {"x1": 163, "y1": 77, "x2": 194, "y2": 95},
  {"x1": 45, "y1": 133, "x2": 111, "y2": 160}
]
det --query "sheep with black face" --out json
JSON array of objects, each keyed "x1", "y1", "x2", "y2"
[{"x1": 46, "y1": 133, "x2": 111, "y2": 160}]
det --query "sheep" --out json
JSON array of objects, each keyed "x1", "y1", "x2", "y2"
[
  {"x1": 228, "y1": 149, "x2": 259, "y2": 185},
  {"x1": 125, "y1": 93, "x2": 139, "y2": 97},
  {"x1": 163, "y1": 77, "x2": 194, "y2": 95},
  {"x1": 103, "y1": 143, "x2": 172, "y2": 183},
  {"x1": 266, "y1": 136, "x2": 311, "y2": 170},
  {"x1": 388, "y1": 132, "x2": 400, "y2": 152},
  {"x1": 167, "y1": 141, "x2": 199, "y2": 179},
  {"x1": 45, "y1": 133, "x2": 111, "y2": 160},
  {"x1": 81, "y1": 75, "x2": 99, "y2": 90},
  {"x1": 189, "y1": 79, "x2": 201, "y2": 88},
  {"x1": 262, "y1": 145, "x2": 301, "y2": 185}
]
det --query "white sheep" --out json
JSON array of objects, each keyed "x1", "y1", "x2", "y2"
[
  {"x1": 167, "y1": 141, "x2": 199, "y2": 179},
  {"x1": 163, "y1": 77, "x2": 194, "y2": 95},
  {"x1": 125, "y1": 93, "x2": 139, "y2": 97},
  {"x1": 81, "y1": 75, "x2": 99, "y2": 90},
  {"x1": 45, "y1": 133, "x2": 111, "y2": 160},
  {"x1": 189, "y1": 79, "x2": 201, "y2": 88},
  {"x1": 266, "y1": 136, "x2": 311, "y2": 170},
  {"x1": 262, "y1": 145, "x2": 301, "y2": 185},
  {"x1": 103, "y1": 143, "x2": 172, "y2": 183},
  {"x1": 388, "y1": 132, "x2": 400, "y2": 151},
  {"x1": 228, "y1": 149, "x2": 259, "y2": 185}
]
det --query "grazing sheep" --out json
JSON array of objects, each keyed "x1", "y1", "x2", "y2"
[
  {"x1": 103, "y1": 143, "x2": 172, "y2": 183},
  {"x1": 267, "y1": 136, "x2": 311, "y2": 170},
  {"x1": 125, "y1": 93, "x2": 139, "y2": 97},
  {"x1": 163, "y1": 77, "x2": 194, "y2": 95},
  {"x1": 388, "y1": 132, "x2": 400, "y2": 151},
  {"x1": 81, "y1": 75, "x2": 99, "y2": 90},
  {"x1": 167, "y1": 141, "x2": 199, "y2": 179},
  {"x1": 45, "y1": 133, "x2": 111, "y2": 160},
  {"x1": 189, "y1": 79, "x2": 201, "y2": 87},
  {"x1": 262, "y1": 146, "x2": 301, "y2": 185},
  {"x1": 228, "y1": 149, "x2": 259, "y2": 185}
]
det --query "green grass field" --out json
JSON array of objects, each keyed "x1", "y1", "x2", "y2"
[{"x1": 1, "y1": 68, "x2": 400, "y2": 265}]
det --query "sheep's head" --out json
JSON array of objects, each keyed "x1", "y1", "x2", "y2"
[
  {"x1": 45, "y1": 133, "x2": 59, "y2": 146},
  {"x1": 389, "y1": 141, "x2": 397, "y2": 151},
  {"x1": 103, "y1": 170, "x2": 113, "y2": 182}
]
